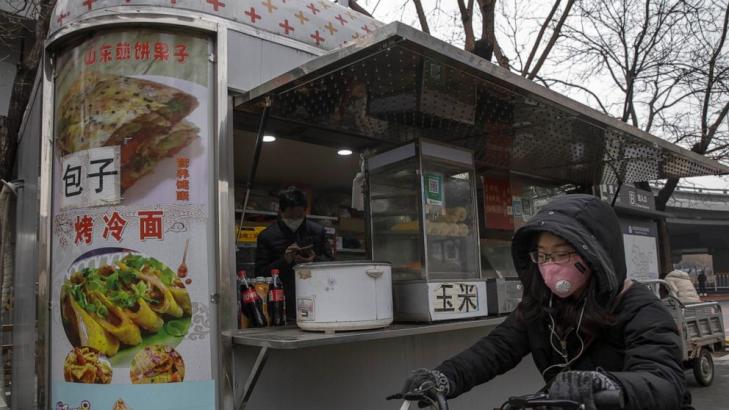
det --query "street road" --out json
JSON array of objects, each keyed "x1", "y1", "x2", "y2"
[{"x1": 687, "y1": 301, "x2": 729, "y2": 409}]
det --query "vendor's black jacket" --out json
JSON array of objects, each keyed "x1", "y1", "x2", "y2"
[
  {"x1": 436, "y1": 194, "x2": 689, "y2": 410},
  {"x1": 255, "y1": 218, "x2": 333, "y2": 319}
]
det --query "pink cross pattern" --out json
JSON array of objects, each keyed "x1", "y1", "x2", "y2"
[
  {"x1": 335, "y1": 14, "x2": 347, "y2": 25},
  {"x1": 57, "y1": 11, "x2": 70, "y2": 25},
  {"x1": 279, "y1": 19, "x2": 295, "y2": 35},
  {"x1": 206, "y1": 0, "x2": 226, "y2": 11},
  {"x1": 307, "y1": 3, "x2": 320, "y2": 14},
  {"x1": 310, "y1": 30, "x2": 325, "y2": 46},
  {"x1": 245, "y1": 7, "x2": 262, "y2": 22}
]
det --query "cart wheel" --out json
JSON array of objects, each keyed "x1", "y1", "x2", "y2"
[{"x1": 693, "y1": 348, "x2": 715, "y2": 386}]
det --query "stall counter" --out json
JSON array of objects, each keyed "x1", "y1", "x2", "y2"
[{"x1": 224, "y1": 317, "x2": 509, "y2": 409}]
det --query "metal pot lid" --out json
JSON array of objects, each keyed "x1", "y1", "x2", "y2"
[{"x1": 293, "y1": 260, "x2": 391, "y2": 270}]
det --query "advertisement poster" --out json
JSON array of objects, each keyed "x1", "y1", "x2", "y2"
[
  {"x1": 50, "y1": 30, "x2": 215, "y2": 409},
  {"x1": 483, "y1": 176, "x2": 514, "y2": 231},
  {"x1": 620, "y1": 219, "x2": 660, "y2": 284}
]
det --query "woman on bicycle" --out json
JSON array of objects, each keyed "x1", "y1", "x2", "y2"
[{"x1": 398, "y1": 194, "x2": 689, "y2": 410}]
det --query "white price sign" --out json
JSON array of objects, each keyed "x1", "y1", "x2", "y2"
[
  {"x1": 60, "y1": 146, "x2": 121, "y2": 209},
  {"x1": 429, "y1": 281, "x2": 487, "y2": 320}
]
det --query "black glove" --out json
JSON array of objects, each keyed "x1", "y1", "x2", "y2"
[
  {"x1": 388, "y1": 368, "x2": 450, "y2": 408},
  {"x1": 548, "y1": 370, "x2": 623, "y2": 410}
]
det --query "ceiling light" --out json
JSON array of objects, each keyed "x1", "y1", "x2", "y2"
[
  {"x1": 337, "y1": 149, "x2": 353, "y2": 156},
  {"x1": 262, "y1": 135, "x2": 276, "y2": 143}
]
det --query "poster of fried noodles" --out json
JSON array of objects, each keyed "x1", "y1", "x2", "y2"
[{"x1": 50, "y1": 29, "x2": 216, "y2": 409}]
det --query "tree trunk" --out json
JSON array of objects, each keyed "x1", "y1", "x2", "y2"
[
  {"x1": 457, "y1": 0, "x2": 476, "y2": 51},
  {"x1": 0, "y1": 0, "x2": 55, "y2": 183},
  {"x1": 657, "y1": 218, "x2": 673, "y2": 277},
  {"x1": 477, "y1": 0, "x2": 509, "y2": 68}
]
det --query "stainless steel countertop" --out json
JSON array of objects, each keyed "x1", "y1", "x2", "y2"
[{"x1": 222, "y1": 316, "x2": 506, "y2": 349}]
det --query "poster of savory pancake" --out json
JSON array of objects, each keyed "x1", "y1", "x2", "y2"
[{"x1": 50, "y1": 29, "x2": 215, "y2": 410}]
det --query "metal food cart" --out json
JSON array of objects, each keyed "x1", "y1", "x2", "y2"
[{"x1": 4, "y1": 1, "x2": 727, "y2": 409}]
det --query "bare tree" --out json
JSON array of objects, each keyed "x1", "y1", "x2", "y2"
[
  {"x1": 547, "y1": 0, "x2": 728, "y2": 273},
  {"x1": 402, "y1": 0, "x2": 575, "y2": 75},
  {"x1": 553, "y1": 0, "x2": 728, "y2": 208},
  {"x1": 654, "y1": 0, "x2": 729, "y2": 206},
  {"x1": 0, "y1": 0, "x2": 55, "y2": 183}
]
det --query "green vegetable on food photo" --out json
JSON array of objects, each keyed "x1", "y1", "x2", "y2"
[{"x1": 60, "y1": 252, "x2": 192, "y2": 362}]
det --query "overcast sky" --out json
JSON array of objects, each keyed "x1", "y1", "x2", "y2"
[{"x1": 356, "y1": 0, "x2": 729, "y2": 190}]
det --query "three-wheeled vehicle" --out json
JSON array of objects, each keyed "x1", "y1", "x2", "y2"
[{"x1": 639, "y1": 279, "x2": 726, "y2": 386}]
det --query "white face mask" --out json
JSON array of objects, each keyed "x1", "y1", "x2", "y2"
[{"x1": 282, "y1": 218, "x2": 304, "y2": 232}]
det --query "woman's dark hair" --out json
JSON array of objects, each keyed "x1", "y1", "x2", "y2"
[
  {"x1": 279, "y1": 188, "x2": 307, "y2": 212},
  {"x1": 518, "y1": 236, "x2": 616, "y2": 338}
]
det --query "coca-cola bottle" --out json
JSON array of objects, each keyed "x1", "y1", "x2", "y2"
[
  {"x1": 268, "y1": 269, "x2": 286, "y2": 326},
  {"x1": 237, "y1": 270, "x2": 249, "y2": 328},
  {"x1": 239, "y1": 270, "x2": 267, "y2": 328}
]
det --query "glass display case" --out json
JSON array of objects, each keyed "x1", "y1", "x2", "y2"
[{"x1": 367, "y1": 139, "x2": 485, "y2": 321}]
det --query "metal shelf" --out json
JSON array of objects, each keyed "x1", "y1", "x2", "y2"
[
  {"x1": 370, "y1": 192, "x2": 417, "y2": 200},
  {"x1": 337, "y1": 248, "x2": 366, "y2": 254},
  {"x1": 376, "y1": 231, "x2": 420, "y2": 237},
  {"x1": 225, "y1": 317, "x2": 505, "y2": 349},
  {"x1": 371, "y1": 211, "x2": 420, "y2": 217}
]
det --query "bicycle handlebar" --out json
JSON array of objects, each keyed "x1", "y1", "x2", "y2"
[
  {"x1": 501, "y1": 390, "x2": 624, "y2": 410},
  {"x1": 388, "y1": 387, "x2": 623, "y2": 410},
  {"x1": 593, "y1": 389, "x2": 625, "y2": 409}
]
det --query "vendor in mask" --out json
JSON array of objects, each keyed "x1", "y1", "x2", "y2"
[{"x1": 255, "y1": 188, "x2": 333, "y2": 320}]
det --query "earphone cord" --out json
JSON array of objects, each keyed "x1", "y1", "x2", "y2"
[{"x1": 542, "y1": 297, "x2": 587, "y2": 379}]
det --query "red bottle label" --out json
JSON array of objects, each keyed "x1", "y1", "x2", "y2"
[
  {"x1": 243, "y1": 288, "x2": 258, "y2": 303},
  {"x1": 269, "y1": 289, "x2": 285, "y2": 302}
]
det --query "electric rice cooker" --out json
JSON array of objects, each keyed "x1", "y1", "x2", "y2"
[{"x1": 294, "y1": 261, "x2": 393, "y2": 331}]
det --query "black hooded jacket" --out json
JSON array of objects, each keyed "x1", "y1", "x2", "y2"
[
  {"x1": 255, "y1": 218, "x2": 333, "y2": 319},
  {"x1": 436, "y1": 194, "x2": 688, "y2": 409}
]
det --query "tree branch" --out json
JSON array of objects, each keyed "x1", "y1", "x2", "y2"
[
  {"x1": 527, "y1": 0, "x2": 575, "y2": 80},
  {"x1": 348, "y1": 0, "x2": 373, "y2": 17},
  {"x1": 457, "y1": 0, "x2": 476, "y2": 51},
  {"x1": 411, "y1": 0, "x2": 430, "y2": 34},
  {"x1": 521, "y1": 0, "x2": 561, "y2": 77},
  {"x1": 540, "y1": 77, "x2": 609, "y2": 114},
  {"x1": 700, "y1": 2, "x2": 729, "y2": 146}
]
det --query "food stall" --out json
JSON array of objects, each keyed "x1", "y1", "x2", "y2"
[{"x1": 6, "y1": 1, "x2": 727, "y2": 409}]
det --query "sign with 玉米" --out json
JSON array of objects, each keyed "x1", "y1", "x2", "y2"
[{"x1": 428, "y1": 281, "x2": 488, "y2": 320}]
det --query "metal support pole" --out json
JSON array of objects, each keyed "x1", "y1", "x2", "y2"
[
  {"x1": 236, "y1": 346, "x2": 270, "y2": 410},
  {"x1": 237, "y1": 97, "x2": 272, "y2": 241}
]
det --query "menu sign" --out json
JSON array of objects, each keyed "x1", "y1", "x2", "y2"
[
  {"x1": 50, "y1": 29, "x2": 215, "y2": 410},
  {"x1": 483, "y1": 176, "x2": 514, "y2": 230}
]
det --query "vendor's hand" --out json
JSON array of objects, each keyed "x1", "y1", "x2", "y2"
[
  {"x1": 548, "y1": 370, "x2": 623, "y2": 410},
  {"x1": 294, "y1": 252, "x2": 315, "y2": 264},
  {"x1": 387, "y1": 368, "x2": 450, "y2": 408},
  {"x1": 284, "y1": 244, "x2": 300, "y2": 264}
]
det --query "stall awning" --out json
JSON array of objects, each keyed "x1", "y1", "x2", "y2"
[{"x1": 233, "y1": 22, "x2": 729, "y2": 185}]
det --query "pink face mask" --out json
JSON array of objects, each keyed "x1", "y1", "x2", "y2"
[{"x1": 539, "y1": 254, "x2": 592, "y2": 298}]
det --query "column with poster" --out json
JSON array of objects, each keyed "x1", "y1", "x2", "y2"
[{"x1": 50, "y1": 29, "x2": 216, "y2": 409}]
